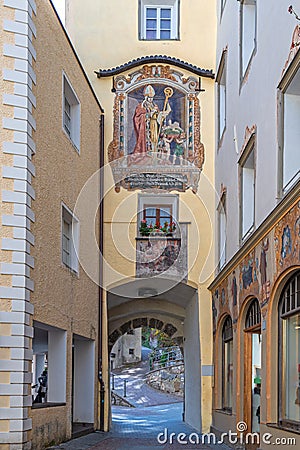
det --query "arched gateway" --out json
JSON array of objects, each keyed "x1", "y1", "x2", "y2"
[{"x1": 106, "y1": 279, "x2": 203, "y2": 431}]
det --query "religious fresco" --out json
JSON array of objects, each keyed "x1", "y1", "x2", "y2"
[
  {"x1": 108, "y1": 65, "x2": 205, "y2": 193},
  {"x1": 212, "y1": 201, "x2": 300, "y2": 332}
]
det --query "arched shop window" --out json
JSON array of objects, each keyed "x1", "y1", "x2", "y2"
[
  {"x1": 279, "y1": 270, "x2": 300, "y2": 429},
  {"x1": 222, "y1": 315, "x2": 233, "y2": 411},
  {"x1": 244, "y1": 298, "x2": 261, "y2": 433},
  {"x1": 245, "y1": 298, "x2": 261, "y2": 329}
]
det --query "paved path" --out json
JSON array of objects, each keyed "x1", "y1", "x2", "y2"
[
  {"x1": 111, "y1": 360, "x2": 182, "y2": 407},
  {"x1": 50, "y1": 403, "x2": 230, "y2": 450}
]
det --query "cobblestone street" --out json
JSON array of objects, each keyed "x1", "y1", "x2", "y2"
[{"x1": 51, "y1": 403, "x2": 229, "y2": 450}]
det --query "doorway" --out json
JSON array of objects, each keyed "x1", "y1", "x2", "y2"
[
  {"x1": 72, "y1": 336, "x2": 95, "y2": 438},
  {"x1": 244, "y1": 298, "x2": 261, "y2": 450}
]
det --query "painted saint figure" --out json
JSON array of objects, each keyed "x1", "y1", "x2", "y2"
[{"x1": 131, "y1": 85, "x2": 171, "y2": 163}]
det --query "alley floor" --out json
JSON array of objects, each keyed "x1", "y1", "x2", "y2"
[{"x1": 50, "y1": 403, "x2": 230, "y2": 450}]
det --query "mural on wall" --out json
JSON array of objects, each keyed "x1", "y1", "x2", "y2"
[
  {"x1": 275, "y1": 201, "x2": 300, "y2": 271},
  {"x1": 108, "y1": 65, "x2": 205, "y2": 193},
  {"x1": 213, "y1": 201, "x2": 300, "y2": 331}
]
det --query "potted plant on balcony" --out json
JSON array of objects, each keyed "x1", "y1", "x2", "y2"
[
  {"x1": 139, "y1": 219, "x2": 150, "y2": 236},
  {"x1": 151, "y1": 220, "x2": 164, "y2": 236},
  {"x1": 166, "y1": 221, "x2": 176, "y2": 237}
]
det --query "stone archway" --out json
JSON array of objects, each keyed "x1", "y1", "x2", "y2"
[
  {"x1": 106, "y1": 279, "x2": 203, "y2": 431},
  {"x1": 108, "y1": 316, "x2": 184, "y2": 354}
]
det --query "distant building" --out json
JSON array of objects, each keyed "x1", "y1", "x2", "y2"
[
  {"x1": 111, "y1": 328, "x2": 142, "y2": 370},
  {"x1": 210, "y1": 1, "x2": 300, "y2": 448}
]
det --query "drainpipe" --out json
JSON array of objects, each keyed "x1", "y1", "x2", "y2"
[{"x1": 98, "y1": 111, "x2": 105, "y2": 431}]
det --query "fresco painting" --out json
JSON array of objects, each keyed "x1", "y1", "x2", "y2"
[{"x1": 108, "y1": 65, "x2": 205, "y2": 193}]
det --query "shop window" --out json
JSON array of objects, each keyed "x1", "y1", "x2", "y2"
[
  {"x1": 222, "y1": 315, "x2": 233, "y2": 411},
  {"x1": 279, "y1": 271, "x2": 300, "y2": 428},
  {"x1": 63, "y1": 73, "x2": 80, "y2": 151},
  {"x1": 240, "y1": 0, "x2": 257, "y2": 79},
  {"x1": 278, "y1": 58, "x2": 300, "y2": 195},
  {"x1": 239, "y1": 135, "x2": 255, "y2": 241},
  {"x1": 32, "y1": 322, "x2": 67, "y2": 406},
  {"x1": 244, "y1": 298, "x2": 261, "y2": 433},
  {"x1": 245, "y1": 298, "x2": 261, "y2": 329},
  {"x1": 139, "y1": 0, "x2": 179, "y2": 40},
  {"x1": 216, "y1": 50, "x2": 227, "y2": 145}
]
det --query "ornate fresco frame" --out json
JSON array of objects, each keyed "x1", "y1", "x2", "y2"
[{"x1": 108, "y1": 64, "x2": 205, "y2": 193}]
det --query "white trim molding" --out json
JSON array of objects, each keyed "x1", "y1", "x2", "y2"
[{"x1": 1, "y1": 0, "x2": 36, "y2": 447}]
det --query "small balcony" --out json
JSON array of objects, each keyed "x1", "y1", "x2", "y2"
[{"x1": 135, "y1": 223, "x2": 188, "y2": 281}]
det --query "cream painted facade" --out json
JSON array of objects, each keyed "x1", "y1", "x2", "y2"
[
  {"x1": 210, "y1": 1, "x2": 300, "y2": 449},
  {"x1": 0, "y1": 0, "x2": 103, "y2": 448},
  {"x1": 66, "y1": 0, "x2": 216, "y2": 434}
]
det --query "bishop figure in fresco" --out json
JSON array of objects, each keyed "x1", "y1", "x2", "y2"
[{"x1": 130, "y1": 84, "x2": 172, "y2": 164}]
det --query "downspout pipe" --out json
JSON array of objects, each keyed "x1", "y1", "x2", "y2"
[{"x1": 98, "y1": 112, "x2": 105, "y2": 431}]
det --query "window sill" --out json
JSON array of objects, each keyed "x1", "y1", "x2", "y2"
[
  {"x1": 32, "y1": 402, "x2": 66, "y2": 409},
  {"x1": 62, "y1": 128, "x2": 80, "y2": 154},
  {"x1": 139, "y1": 38, "x2": 180, "y2": 41},
  {"x1": 266, "y1": 422, "x2": 300, "y2": 435},
  {"x1": 61, "y1": 263, "x2": 79, "y2": 278}
]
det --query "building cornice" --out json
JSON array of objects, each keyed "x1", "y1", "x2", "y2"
[
  {"x1": 209, "y1": 180, "x2": 300, "y2": 291},
  {"x1": 95, "y1": 55, "x2": 215, "y2": 79}
]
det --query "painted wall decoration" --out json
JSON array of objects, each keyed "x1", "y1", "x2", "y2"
[
  {"x1": 212, "y1": 201, "x2": 300, "y2": 332},
  {"x1": 136, "y1": 236, "x2": 187, "y2": 280},
  {"x1": 108, "y1": 65, "x2": 205, "y2": 193}
]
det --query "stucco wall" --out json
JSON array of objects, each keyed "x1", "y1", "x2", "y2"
[
  {"x1": 65, "y1": 0, "x2": 216, "y2": 433},
  {"x1": 29, "y1": 0, "x2": 102, "y2": 447},
  {"x1": 215, "y1": 1, "x2": 298, "y2": 261}
]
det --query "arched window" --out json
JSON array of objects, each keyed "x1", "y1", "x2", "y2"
[
  {"x1": 279, "y1": 270, "x2": 300, "y2": 428},
  {"x1": 244, "y1": 298, "x2": 261, "y2": 433},
  {"x1": 245, "y1": 298, "x2": 261, "y2": 330},
  {"x1": 222, "y1": 315, "x2": 233, "y2": 411}
]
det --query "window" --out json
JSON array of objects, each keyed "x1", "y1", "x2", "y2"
[
  {"x1": 222, "y1": 316, "x2": 233, "y2": 411},
  {"x1": 138, "y1": 194, "x2": 178, "y2": 234},
  {"x1": 239, "y1": 136, "x2": 255, "y2": 241},
  {"x1": 217, "y1": 190, "x2": 226, "y2": 269},
  {"x1": 278, "y1": 61, "x2": 300, "y2": 195},
  {"x1": 143, "y1": 205, "x2": 172, "y2": 227},
  {"x1": 279, "y1": 271, "x2": 300, "y2": 428},
  {"x1": 62, "y1": 204, "x2": 79, "y2": 273},
  {"x1": 129, "y1": 348, "x2": 135, "y2": 355},
  {"x1": 139, "y1": 0, "x2": 179, "y2": 40},
  {"x1": 32, "y1": 322, "x2": 67, "y2": 406},
  {"x1": 240, "y1": 0, "x2": 256, "y2": 79},
  {"x1": 216, "y1": 51, "x2": 227, "y2": 145},
  {"x1": 245, "y1": 298, "x2": 261, "y2": 330},
  {"x1": 63, "y1": 73, "x2": 80, "y2": 151}
]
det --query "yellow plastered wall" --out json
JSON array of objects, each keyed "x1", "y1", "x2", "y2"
[{"x1": 66, "y1": 0, "x2": 216, "y2": 432}]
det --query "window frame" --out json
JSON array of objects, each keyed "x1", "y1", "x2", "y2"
[
  {"x1": 222, "y1": 315, "x2": 233, "y2": 412},
  {"x1": 216, "y1": 50, "x2": 227, "y2": 148},
  {"x1": 62, "y1": 72, "x2": 81, "y2": 152},
  {"x1": 278, "y1": 56, "x2": 300, "y2": 198},
  {"x1": 239, "y1": 0, "x2": 257, "y2": 85},
  {"x1": 278, "y1": 271, "x2": 300, "y2": 430},
  {"x1": 137, "y1": 194, "x2": 179, "y2": 235},
  {"x1": 238, "y1": 133, "x2": 256, "y2": 243},
  {"x1": 61, "y1": 203, "x2": 79, "y2": 274},
  {"x1": 139, "y1": 0, "x2": 179, "y2": 40}
]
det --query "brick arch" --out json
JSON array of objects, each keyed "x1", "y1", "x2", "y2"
[{"x1": 108, "y1": 316, "x2": 181, "y2": 353}]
